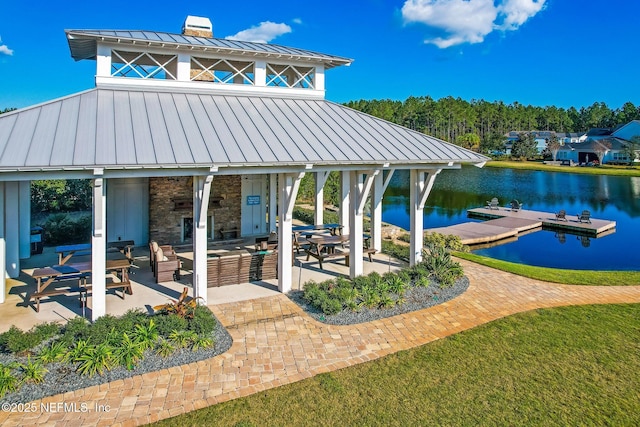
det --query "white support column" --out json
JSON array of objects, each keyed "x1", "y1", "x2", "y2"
[
  {"x1": 409, "y1": 169, "x2": 441, "y2": 266},
  {"x1": 255, "y1": 60, "x2": 267, "y2": 87},
  {"x1": 19, "y1": 181, "x2": 30, "y2": 260},
  {"x1": 5, "y1": 182, "x2": 19, "y2": 278},
  {"x1": 268, "y1": 173, "x2": 277, "y2": 232},
  {"x1": 91, "y1": 176, "x2": 107, "y2": 320},
  {"x1": 314, "y1": 171, "x2": 329, "y2": 225},
  {"x1": 193, "y1": 175, "x2": 213, "y2": 304},
  {"x1": 349, "y1": 170, "x2": 378, "y2": 278},
  {"x1": 315, "y1": 66, "x2": 325, "y2": 92},
  {"x1": 339, "y1": 171, "x2": 350, "y2": 235},
  {"x1": 278, "y1": 172, "x2": 304, "y2": 293},
  {"x1": 177, "y1": 53, "x2": 192, "y2": 82},
  {"x1": 0, "y1": 183, "x2": 5, "y2": 303},
  {"x1": 96, "y1": 44, "x2": 112, "y2": 77},
  {"x1": 371, "y1": 169, "x2": 395, "y2": 252}
]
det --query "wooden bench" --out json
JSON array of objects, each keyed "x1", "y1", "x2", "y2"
[
  {"x1": 220, "y1": 228, "x2": 239, "y2": 240},
  {"x1": 306, "y1": 248, "x2": 350, "y2": 269},
  {"x1": 85, "y1": 280, "x2": 133, "y2": 300}
]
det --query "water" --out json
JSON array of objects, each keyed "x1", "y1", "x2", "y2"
[{"x1": 383, "y1": 167, "x2": 640, "y2": 271}]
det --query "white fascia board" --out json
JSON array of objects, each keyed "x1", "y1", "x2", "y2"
[{"x1": 95, "y1": 76, "x2": 326, "y2": 99}]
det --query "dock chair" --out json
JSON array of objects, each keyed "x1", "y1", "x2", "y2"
[
  {"x1": 555, "y1": 209, "x2": 568, "y2": 221},
  {"x1": 577, "y1": 210, "x2": 591, "y2": 223},
  {"x1": 509, "y1": 200, "x2": 523, "y2": 211},
  {"x1": 486, "y1": 197, "x2": 500, "y2": 210}
]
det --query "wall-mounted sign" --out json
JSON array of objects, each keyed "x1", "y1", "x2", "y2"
[{"x1": 247, "y1": 195, "x2": 261, "y2": 205}]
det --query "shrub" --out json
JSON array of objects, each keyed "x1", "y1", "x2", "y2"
[
  {"x1": 88, "y1": 314, "x2": 120, "y2": 345},
  {"x1": 169, "y1": 330, "x2": 198, "y2": 349},
  {"x1": 0, "y1": 326, "x2": 45, "y2": 354},
  {"x1": 154, "y1": 313, "x2": 188, "y2": 338},
  {"x1": 188, "y1": 305, "x2": 217, "y2": 336},
  {"x1": 118, "y1": 309, "x2": 150, "y2": 332},
  {"x1": 76, "y1": 342, "x2": 113, "y2": 377},
  {"x1": 114, "y1": 333, "x2": 144, "y2": 370},
  {"x1": 60, "y1": 317, "x2": 90, "y2": 346},
  {"x1": 424, "y1": 232, "x2": 469, "y2": 253},
  {"x1": 155, "y1": 338, "x2": 176, "y2": 357},
  {"x1": 132, "y1": 319, "x2": 159, "y2": 351},
  {"x1": 192, "y1": 336, "x2": 214, "y2": 351},
  {"x1": 21, "y1": 356, "x2": 48, "y2": 384},
  {"x1": 42, "y1": 213, "x2": 91, "y2": 246},
  {"x1": 320, "y1": 297, "x2": 343, "y2": 315},
  {"x1": 420, "y1": 244, "x2": 464, "y2": 288},
  {"x1": 33, "y1": 322, "x2": 61, "y2": 340},
  {"x1": 38, "y1": 341, "x2": 67, "y2": 364},
  {"x1": 381, "y1": 240, "x2": 410, "y2": 262},
  {"x1": 0, "y1": 363, "x2": 20, "y2": 397}
]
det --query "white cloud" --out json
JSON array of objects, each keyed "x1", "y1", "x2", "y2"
[
  {"x1": 292, "y1": 18, "x2": 303, "y2": 25},
  {"x1": 225, "y1": 21, "x2": 292, "y2": 44},
  {"x1": 497, "y1": 0, "x2": 547, "y2": 30},
  {"x1": 0, "y1": 36, "x2": 13, "y2": 56},
  {"x1": 401, "y1": 0, "x2": 547, "y2": 48}
]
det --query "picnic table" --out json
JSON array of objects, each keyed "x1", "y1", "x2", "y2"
[
  {"x1": 56, "y1": 241, "x2": 135, "y2": 265},
  {"x1": 56, "y1": 243, "x2": 91, "y2": 265},
  {"x1": 107, "y1": 240, "x2": 135, "y2": 263},
  {"x1": 305, "y1": 234, "x2": 375, "y2": 269},
  {"x1": 292, "y1": 223, "x2": 343, "y2": 236},
  {"x1": 292, "y1": 223, "x2": 343, "y2": 254},
  {"x1": 30, "y1": 259, "x2": 132, "y2": 312}
]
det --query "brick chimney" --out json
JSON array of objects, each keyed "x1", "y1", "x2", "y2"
[{"x1": 182, "y1": 16, "x2": 213, "y2": 38}]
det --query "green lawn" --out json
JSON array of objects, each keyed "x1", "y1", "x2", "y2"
[
  {"x1": 453, "y1": 252, "x2": 640, "y2": 286},
  {"x1": 152, "y1": 304, "x2": 640, "y2": 426},
  {"x1": 486, "y1": 160, "x2": 640, "y2": 177}
]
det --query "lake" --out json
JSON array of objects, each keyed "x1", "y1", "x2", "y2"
[{"x1": 383, "y1": 166, "x2": 640, "y2": 271}]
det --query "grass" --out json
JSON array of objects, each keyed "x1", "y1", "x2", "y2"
[
  {"x1": 486, "y1": 160, "x2": 640, "y2": 177},
  {"x1": 453, "y1": 252, "x2": 640, "y2": 286},
  {"x1": 152, "y1": 304, "x2": 640, "y2": 426}
]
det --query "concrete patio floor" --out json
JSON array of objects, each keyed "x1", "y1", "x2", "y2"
[{"x1": 1, "y1": 242, "x2": 405, "y2": 332}]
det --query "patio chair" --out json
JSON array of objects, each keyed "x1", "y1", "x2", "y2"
[
  {"x1": 509, "y1": 199, "x2": 523, "y2": 211},
  {"x1": 152, "y1": 245, "x2": 181, "y2": 283},
  {"x1": 577, "y1": 210, "x2": 591, "y2": 223},
  {"x1": 149, "y1": 241, "x2": 174, "y2": 272},
  {"x1": 486, "y1": 197, "x2": 500, "y2": 210},
  {"x1": 555, "y1": 209, "x2": 568, "y2": 221}
]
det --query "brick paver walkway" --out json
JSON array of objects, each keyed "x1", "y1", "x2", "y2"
[{"x1": 2, "y1": 260, "x2": 640, "y2": 426}]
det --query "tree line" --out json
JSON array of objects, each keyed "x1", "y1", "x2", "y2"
[{"x1": 344, "y1": 97, "x2": 640, "y2": 153}]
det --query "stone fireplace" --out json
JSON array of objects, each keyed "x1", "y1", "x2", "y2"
[{"x1": 149, "y1": 175, "x2": 241, "y2": 244}]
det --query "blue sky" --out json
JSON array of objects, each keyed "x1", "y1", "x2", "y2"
[{"x1": 1, "y1": 0, "x2": 638, "y2": 111}]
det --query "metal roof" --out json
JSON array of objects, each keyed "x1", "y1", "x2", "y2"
[
  {"x1": 65, "y1": 30, "x2": 353, "y2": 69},
  {"x1": 0, "y1": 88, "x2": 487, "y2": 176}
]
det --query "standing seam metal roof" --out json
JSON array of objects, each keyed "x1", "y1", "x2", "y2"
[
  {"x1": 0, "y1": 88, "x2": 488, "y2": 171},
  {"x1": 65, "y1": 29, "x2": 353, "y2": 68}
]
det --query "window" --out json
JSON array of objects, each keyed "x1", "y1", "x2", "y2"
[
  {"x1": 111, "y1": 50, "x2": 177, "y2": 80},
  {"x1": 266, "y1": 63, "x2": 315, "y2": 89},
  {"x1": 190, "y1": 57, "x2": 254, "y2": 85}
]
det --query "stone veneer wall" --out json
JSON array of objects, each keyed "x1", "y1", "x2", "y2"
[{"x1": 149, "y1": 175, "x2": 241, "y2": 245}]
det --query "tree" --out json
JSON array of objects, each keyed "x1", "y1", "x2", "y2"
[
  {"x1": 621, "y1": 136, "x2": 640, "y2": 165},
  {"x1": 545, "y1": 136, "x2": 562, "y2": 161},
  {"x1": 511, "y1": 132, "x2": 538, "y2": 160},
  {"x1": 1, "y1": 108, "x2": 16, "y2": 114},
  {"x1": 592, "y1": 140, "x2": 612, "y2": 165},
  {"x1": 456, "y1": 133, "x2": 480, "y2": 151},
  {"x1": 480, "y1": 132, "x2": 507, "y2": 155}
]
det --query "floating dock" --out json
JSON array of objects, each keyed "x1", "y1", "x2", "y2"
[{"x1": 426, "y1": 206, "x2": 616, "y2": 246}]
